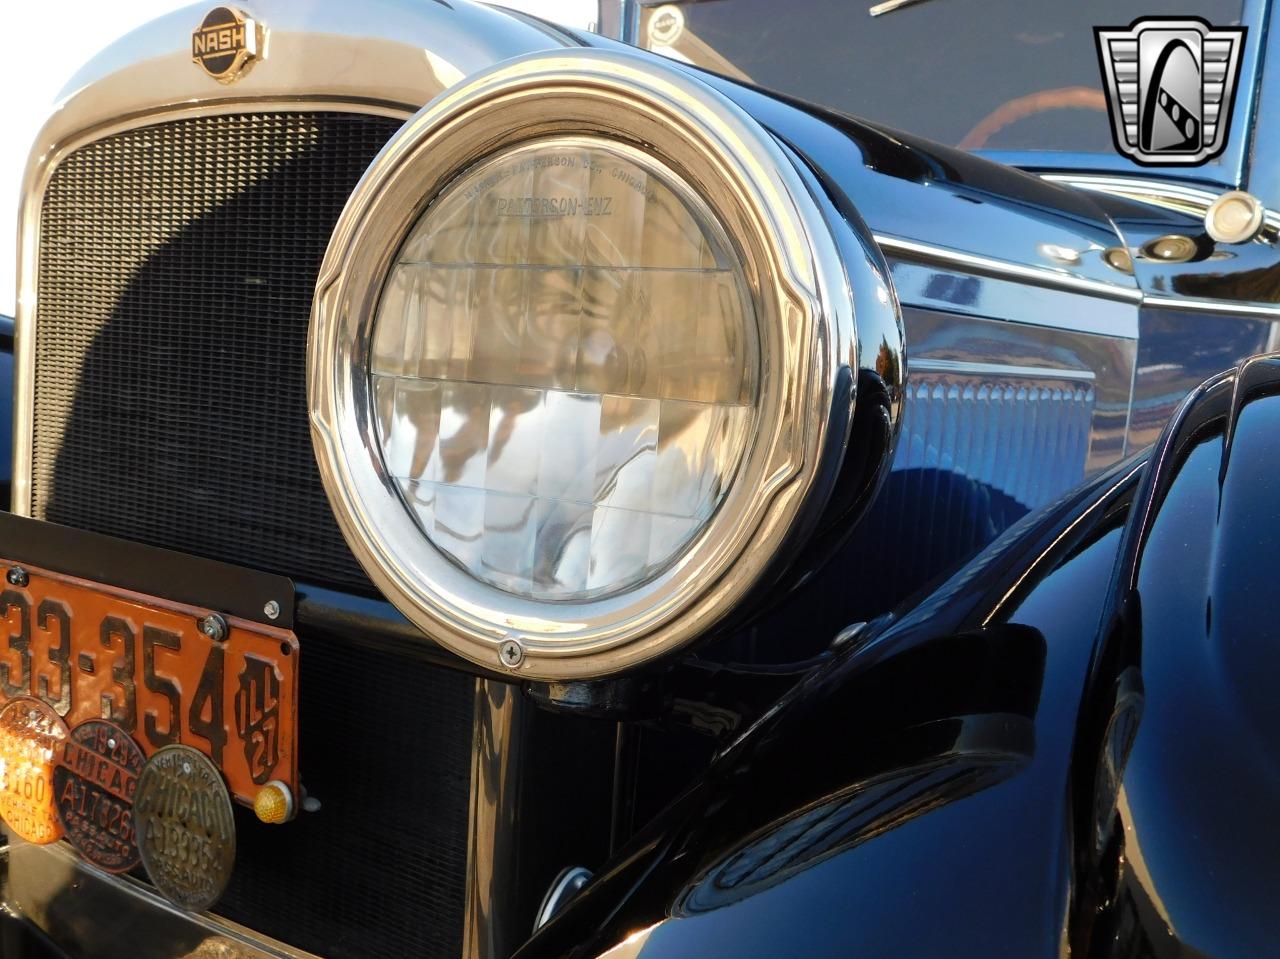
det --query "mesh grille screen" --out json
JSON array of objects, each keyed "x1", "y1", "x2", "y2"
[
  {"x1": 32, "y1": 112, "x2": 477, "y2": 957},
  {"x1": 33, "y1": 111, "x2": 404, "y2": 589},
  {"x1": 215, "y1": 634, "x2": 475, "y2": 959}
]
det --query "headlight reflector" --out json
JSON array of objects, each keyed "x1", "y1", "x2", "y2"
[{"x1": 371, "y1": 137, "x2": 759, "y2": 601}]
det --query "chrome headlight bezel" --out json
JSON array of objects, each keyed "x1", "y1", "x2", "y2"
[{"x1": 309, "y1": 49, "x2": 862, "y2": 679}]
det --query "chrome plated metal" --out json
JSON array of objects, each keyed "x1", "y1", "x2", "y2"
[
  {"x1": 8, "y1": 2, "x2": 575, "y2": 952},
  {"x1": 12, "y1": 0, "x2": 575, "y2": 518},
  {"x1": 463, "y1": 679, "x2": 527, "y2": 959},
  {"x1": 499, "y1": 640, "x2": 525, "y2": 670},
  {"x1": 867, "y1": 0, "x2": 932, "y2": 17},
  {"x1": 199, "y1": 613, "x2": 229, "y2": 642},
  {"x1": 1140, "y1": 295, "x2": 1280, "y2": 318},
  {"x1": 874, "y1": 234, "x2": 1144, "y2": 305},
  {"x1": 1041, "y1": 172, "x2": 1280, "y2": 234},
  {"x1": 309, "y1": 48, "x2": 892, "y2": 679},
  {"x1": 1142, "y1": 234, "x2": 1199, "y2": 263},
  {"x1": 909, "y1": 359, "x2": 1097, "y2": 383},
  {"x1": 1205, "y1": 189, "x2": 1267, "y2": 243},
  {"x1": 885, "y1": 259, "x2": 1139, "y2": 340},
  {"x1": 190, "y1": 6, "x2": 261, "y2": 84},
  {"x1": 1041, "y1": 174, "x2": 1280, "y2": 324},
  {"x1": 534, "y1": 866, "x2": 594, "y2": 931},
  {"x1": 1042, "y1": 173, "x2": 1225, "y2": 216},
  {"x1": 0, "y1": 832, "x2": 321, "y2": 959}
]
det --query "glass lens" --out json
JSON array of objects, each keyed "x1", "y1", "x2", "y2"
[{"x1": 370, "y1": 136, "x2": 759, "y2": 601}]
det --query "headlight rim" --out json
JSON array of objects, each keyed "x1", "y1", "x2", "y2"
[{"x1": 310, "y1": 49, "x2": 858, "y2": 679}]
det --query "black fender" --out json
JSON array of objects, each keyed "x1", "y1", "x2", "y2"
[
  {"x1": 1074, "y1": 353, "x2": 1280, "y2": 958},
  {"x1": 516, "y1": 448, "x2": 1147, "y2": 959},
  {"x1": 517, "y1": 354, "x2": 1280, "y2": 959}
]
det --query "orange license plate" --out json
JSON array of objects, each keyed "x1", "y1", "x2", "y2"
[{"x1": 0, "y1": 560, "x2": 297, "y2": 806}]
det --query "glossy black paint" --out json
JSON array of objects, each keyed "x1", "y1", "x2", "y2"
[
  {"x1": 9, "y1": 12, "x2": 1280, "y2": 959},
  {"x1": 519, "y1": 353, "x2": 1280, "y2": 959},
  {"x1": 1074, "y1": 354, "x2": 1280, "y2": 958},
  {"x1": 517, "y1": 449, "x2": 1146, "y2": 959},
  {"x1": 684, "y1": 61, "x2": 1140, "y2": 301}
]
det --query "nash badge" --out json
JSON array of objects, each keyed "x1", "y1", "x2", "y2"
[
  {"x1": 134, "y1": 744, "x2": 237, "y2": 912},
  {"x1": 53, "y1": 719, "x2": 145, "y2": 873},
  {"x1": 192, "y1": 6, "x2": 260, "y2": 84}
]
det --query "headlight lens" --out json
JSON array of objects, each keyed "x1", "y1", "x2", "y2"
[
  {"x1": 371, "y1": 137, "x2": 759, "y2": 601},
  {"x1": 308, "y1": 49, "x2": 891, "y2": 679}
]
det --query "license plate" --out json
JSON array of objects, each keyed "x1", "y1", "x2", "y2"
[{"x1": 0, "y1": 560, "x2": 297, "y2": 806}]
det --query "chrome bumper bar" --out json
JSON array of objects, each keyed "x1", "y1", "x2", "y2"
[{"x1": 1, "y1": 832, "x2": 315, "y2": 959}]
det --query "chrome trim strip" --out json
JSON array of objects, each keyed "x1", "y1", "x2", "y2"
[
  {"x1": 882, "y1": 226, "x2": 1280, "y2": 322},
  {"x1": 1042, "y1": 173, "x2": 1280, "y2": 231},
  {"x1": 1142, "y1": 295, "x2": 1280, "y2": 319},
  {"x1": 886, "y1": 259, "x2": 1139, "y2": 340},
  {"x1": 873, "y1": 233, "x2": 1144, "y2": 304},
  {"x1": 463, "y1": 679, "x2": 526, "y2": 959},
  {"x1": 910, "y1": 358, "x2": 1097, "y2": 383}
]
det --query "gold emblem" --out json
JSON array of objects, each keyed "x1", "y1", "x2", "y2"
[{"x1": 192, "y1": 7, "x2": 260, "y2": 84}]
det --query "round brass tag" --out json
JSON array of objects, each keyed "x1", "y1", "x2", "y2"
[
  {"x1": 135, "y1": 745, "x2": 236, "y2": 911},
  {"x1": 0, "y1": 697, "x2": 69, "y2": 844},
  {"x1": 54, "y1": 719, "x2": 145, "y2": 872}
]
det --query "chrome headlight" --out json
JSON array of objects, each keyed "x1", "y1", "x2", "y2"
[{"x1": 309, "y1": 49, "x2": 895, "y2": 679}]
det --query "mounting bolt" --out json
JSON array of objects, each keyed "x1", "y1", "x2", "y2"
[
  {"x1": 498, "y1": 640, "x2": 524, "y2": 669},
  {"x1": 263, "y1": 600, "x2": 281, "y2": 621},
  {"x1": 199, "y1": 613, "x2": 229, "y2": 643},
  {"x1": 5, "y1": 567, "x2": 28, "y2": 588}
]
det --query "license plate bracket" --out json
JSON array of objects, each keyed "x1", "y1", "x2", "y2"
[{"x1": 0, "y1": 513, "x2": 297, "y2": 806}]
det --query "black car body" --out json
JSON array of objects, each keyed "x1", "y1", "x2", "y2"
[{"x1": 1, "y1": 2, "x2": 1277, "y2": 958}]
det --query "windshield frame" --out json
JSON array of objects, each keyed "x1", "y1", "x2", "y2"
[{"x1": 609, "y1": 0, "x2": 1270, "y2": 189}]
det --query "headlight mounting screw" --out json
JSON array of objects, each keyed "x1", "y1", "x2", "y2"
[
  {"x1": 5, "y1": 567, "x2": 28, "y2": 588},
  {"x1": 199, "y1": 613, "x2": 229, "y2": 642},
  {"x1": 499, "y1": 639, "x2": 524, "y2": 669}
]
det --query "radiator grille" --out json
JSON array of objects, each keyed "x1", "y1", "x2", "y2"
[
  {"x1": 215, "y1": 634, "x2": 475, "y2": 959},
  {"x1": 32, "y1": 111, "x2": 478, "y2": 958},
  {"x1": 33, "y1": 111, "x2": 404, "y2": 589}
]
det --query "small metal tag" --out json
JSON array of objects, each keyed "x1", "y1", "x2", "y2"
[
  {"x1": 54, "y1": 719, "x2": 145, "y2": 872},
  {"x1": 0, "y1": 697, "x2": 69, "y2": 844},
  {"x1": 134, "y1": 744, "x2": 237, "y2": 911},
  {"x1": 191, "y1": 6, "x2": 260, "y2": 84}
]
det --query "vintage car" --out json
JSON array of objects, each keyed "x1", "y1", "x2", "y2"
[{"x1": 1, "y1": 1, "x2": 1277, "y2": 957}]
